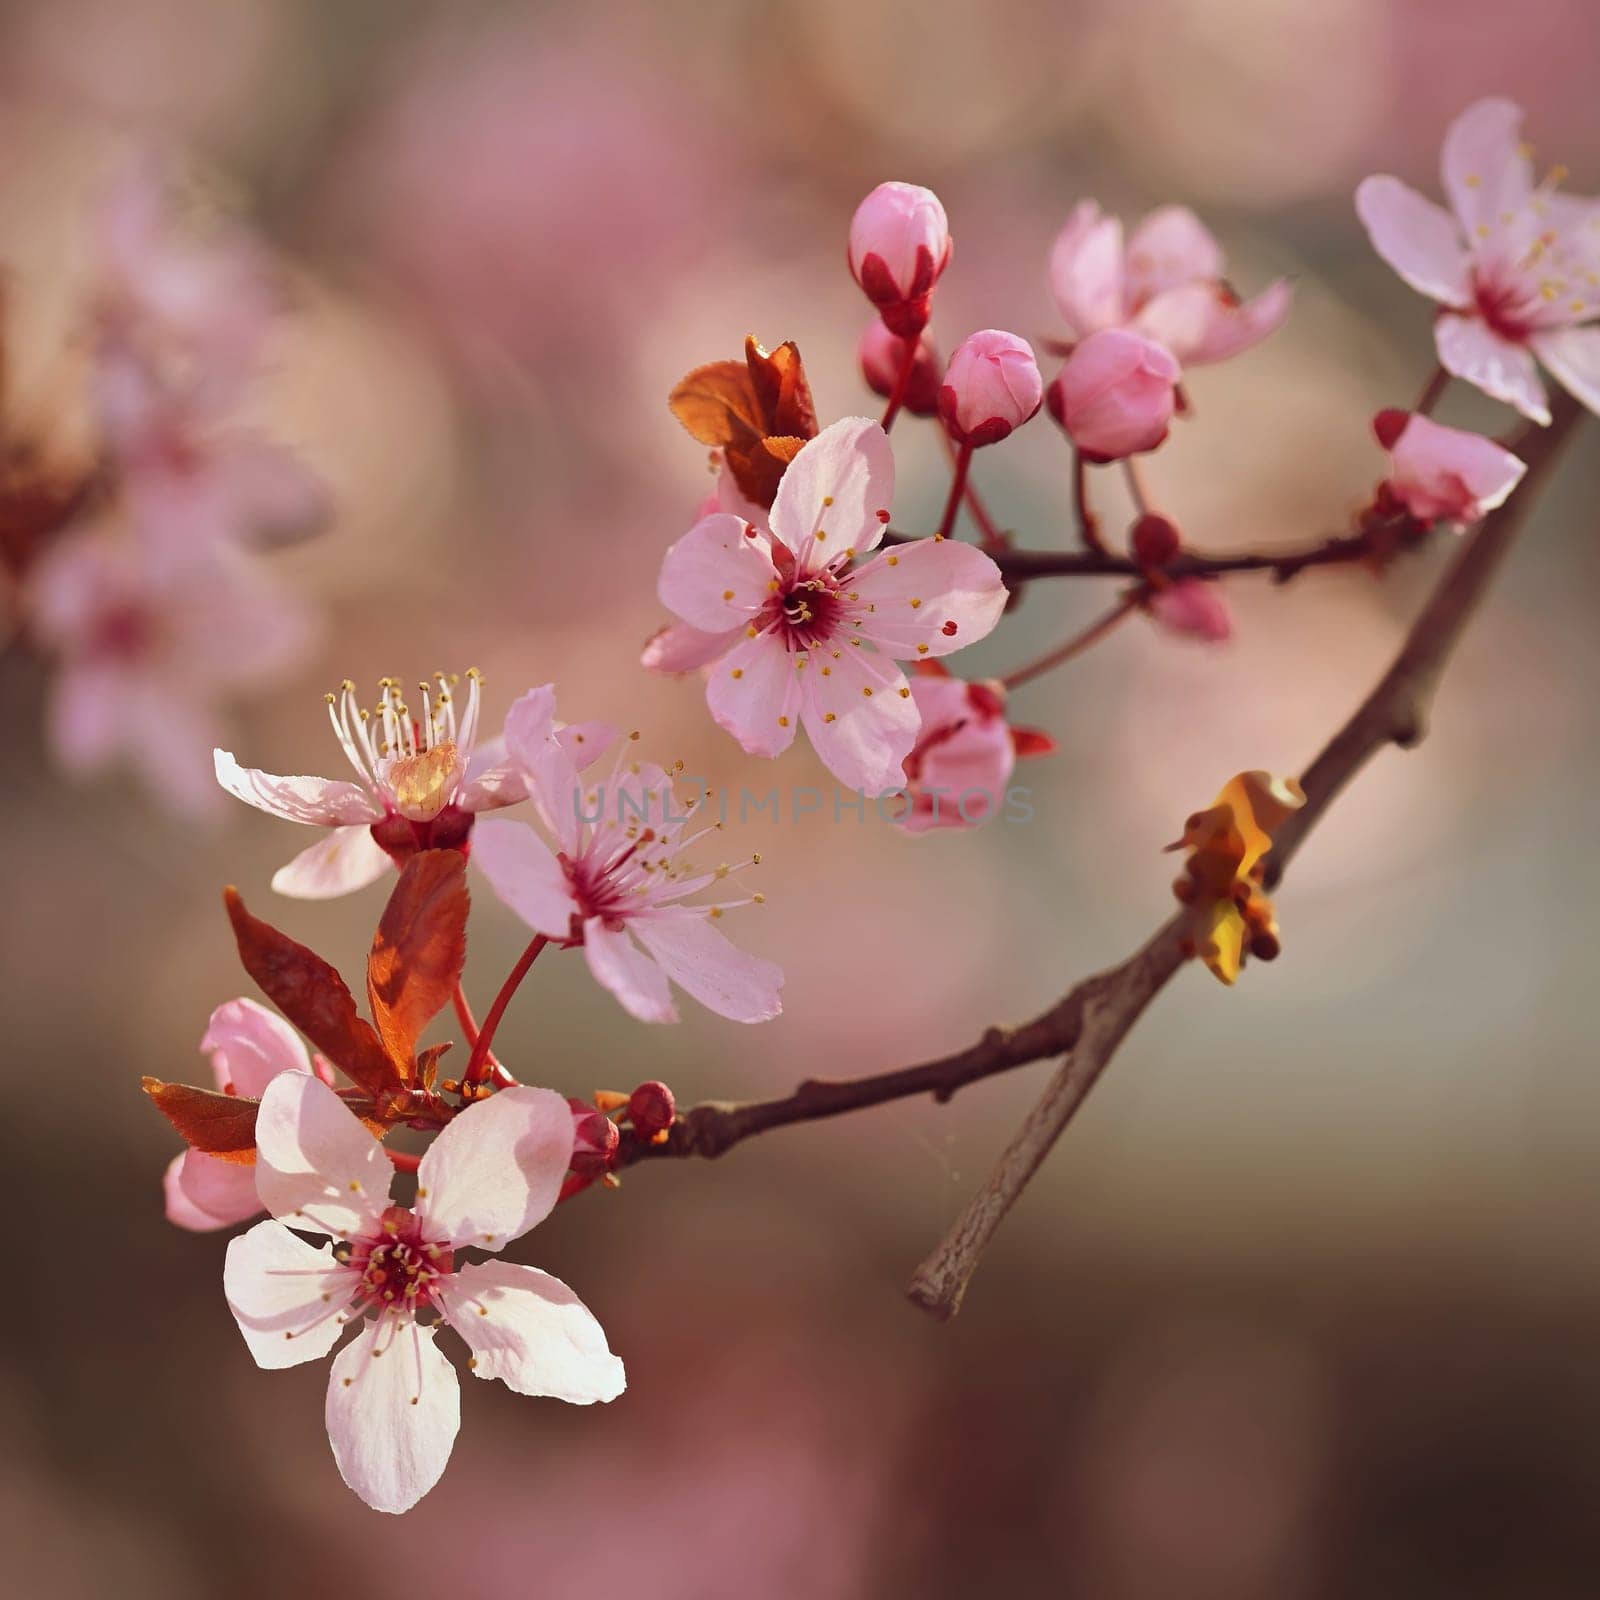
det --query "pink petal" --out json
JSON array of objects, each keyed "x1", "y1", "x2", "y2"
[
  {"x1": 1354, "y1": 176, "x2": 1470, "y2": 306},
  {"x1": 1388, "y1": 413, "x2": 1527, "y2": 520},
  {"x1": 438, "y1": 1260, "x2": 625, "y2": 1403},
  {"x1": 704, "y1": 629, "x2": 802, "y2": 759},
  {"x1": 177, "y1": 1149, "x2": 266, "y2": 1227},
  {"x1": 1137, "y1": 279, "x2": 1295, "y2": 366},
  {"x1": 631, "y1": 909, "x2": 784, "y2": 1023},
  {"x1": 210, "y1": 435, "x2": 331, "y2": 550},
  {"x1": 414, "y1": 1085, "x2": 574, "y2": 1251},
  {"x1": 1434, "y1": 313, "x2": 1551, "y2": 424},
  {"x1": 1049, "y1": 201, "x2": 1126, "y2": 338},
  {"x1": 325, "y1": 1319, "x2": 459, "y2": 1515},
  {"x1": 164, "y1": 1152, "x2": 237, "y2": 1231},
  {"x1": 253, "y1": 1073, "x2": 390, "y2": 1237},
  {"x1": 583, "y1": 917, "x2": 676, "y2": 1023},
  {"x1": 1149, "y1": 578, "x2": 1234, "y2": 642},
  {"x1": 657, "y1": 512, "x2": 778, "y2": 632},
  {"x1": 201, "y1": 996, "x2": 310, "y2": 1097},
  {"x1": 468, "y1": 817, "x2": 580, "y2": 940},
  {"x1": 271, "y1": 825, "x2": 393, "y2": 900},
  {"x1": 848, "y1": 539, "x2": 1007, "y2": 658},
  {"x1": 47, "y1": 662, "x2": 127, "y2": 774},
  {"x1": 1125, "y1": 206, "x2": 1223, "y2": 300},
  {"x1": 797, "y1": 645, "x2": 919, "y2": 796},
  {"x1": 213, "y1": 749, "x2": 383, "y2": 826},
  {"x1": 502, "y1": 685, "x2": 584, "y2": 852},
  {"x1": 768, "y1": 417, "x2": 895, "y2": 575},
  {"x1": 641, "y1": 620, "x2": 744, "y2": 675},
  {"x1": 223, "y1": 1218, "x2": 349, "y2": 1369},
  {"x1": 555, "y1": 720, "x2": 618, "y2": 771},
  {"x1": 1530, "y1": 324, "x2": 1600, "y2": 416},
  {"x1": 1441, "y1": 98, "x2": 1533, "y2": 236}
]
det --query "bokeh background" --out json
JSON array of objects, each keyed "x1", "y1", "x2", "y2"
[{"x1": 4, "y1": 0, "x2": 1600, "y2": 1593}]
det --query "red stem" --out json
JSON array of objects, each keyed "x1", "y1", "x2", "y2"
[
  {"x1": 879, "y1": 334, "x2": 917, "y2": 432},
  {"x1": 387, "y1": 1149, "x2": 421, "y2": 1174},
  {"x1": 451, "y1": 981, "x2": 481, "y2": 1048},
  {"x1": 1001, "y1": 596, "x2": 1138, "y2": 689},
  {"x1": 463, "y1": 934, "x2": 548, "y2": 1085},
  {"x1": 935, "y1": 441, "x2": 973, "y2": 541},
  {"x1": 1414, "y1": 365, "x2": 1451, "y2": 417},
  {"x1": 1073, "y1": 449, "x2": 1107, "y2": 556},
  {"x1": 939, "y1": 429, "x2": 1007, "y2": 550}
]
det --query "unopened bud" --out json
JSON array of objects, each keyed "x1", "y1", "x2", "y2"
[
  {"x1": 1046, "y1": 328, "x2": 1180, "y2": 461},
  {"x1": 627, "y1": 1080, "x2": 677, "y2": 1139},
  {"x1": 567, "y1": 1096, "x2": 619, "y2": 1178},
  {"x1": 1131, "y1": 513, "x2": 1181, "y2": 568},
  {"x1": 858, "y1": 323, "x2": 942, "y2": 416},
  {"x1": 938, "y1": 330, "x2": 1043, "y2": 447},
  {"x1": 848, "y1": 182, "x2": 952, "y2": 338}
]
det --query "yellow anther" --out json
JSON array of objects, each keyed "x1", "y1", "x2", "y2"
[{"x1": 861, "y1": 686, "x2": 873, "y2": 697}]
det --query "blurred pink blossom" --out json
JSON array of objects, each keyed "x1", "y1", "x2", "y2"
[
  {"x1": 224, "y1": 1074, "x2": 623, "y2": 1514},
  {"x1": 1148, "y1": 578, "x2": 1233, "y2": 643},
  {"x1": 1356, "y1": 98, "x2": 1600, "y2": 424},
  {"x1": 848, "y1": 181, "x2": 952, "y2": 337},
  {"x1": 473, "y1": 686, "x2": 783, "y2": 1026},
  {"x1": 858, "y1": 322, "x2": 942, "y2": 418},
  {"x1": 938, "y1": 329, "x2": 1043, "y2": 447},
  {"x1": 1050, "y1": 200, "x2": 1293, "y2": 367},
  {"x1": 651, "y1": 419, "x2": 1007, "y2": 793},
  {"x1": 28, "y1": 532, "x2": 309, "y2": 816},
  {"x1": 1374, "y1": 408, "x2": 1527, "y2": 522},
  {"x1": 1047, "y1": 328, "x2": 1180, "y2": 461}
]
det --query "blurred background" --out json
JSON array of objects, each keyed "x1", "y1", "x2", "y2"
[{"x1": 3, "y1": 0, "x2": 1600, "y2": 1593}]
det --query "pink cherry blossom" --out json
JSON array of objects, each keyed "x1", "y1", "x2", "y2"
[
  {"x1": 95, "y1": 159, "x2": 329, "y2": 553},
  {"x1": 28, "y1": 533, "x2": 309, "y2": 817},
  {"x1": 848, "y1": 182, "x2": 952, "y2": 337},
  {"x1": 651, "y1": 417, "x2": 1008, "y2": 794},
  {"x1": 1355, "y1": 98, "x2": 1600, "y2": 425},
  {"x1": 896, "y1": 672, "x2": 1054, "y2": 834},
  {"x1": 1047, "y1": 329, "x2": 1181, "y2": 461},
  {"x1": 938, "y1": 330, "x2": 1044, "y2": 447},
  {"x1": 214, "y1": 672, "x2": 609, "y2": 899},
  {"x1": 224, "y1": 1073, "x2": 623, "y2": 1514},
  {"x1": 1050, "y1": 200, "x2": 1292, "y2": 368},
  {"x1": 1148, "y1": 578, "x2": 1233, "y2": 643},
  {"x1": 858, "y1": 322, "x2": 942, "y2": 418},
  {"x1": 1373, "y1": 410, "x2": 1527, "y2": 524},
  {"x1": 164, "y1": 998, "x2": 333, "y2": 1232},
  {"x1": 472, "y1": 688, "x2": 783, "y2": 1025}
]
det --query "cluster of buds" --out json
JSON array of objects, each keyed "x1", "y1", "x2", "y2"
[{"x1": 561, "y1": 1081, "x2": 678, "y2": 1198}]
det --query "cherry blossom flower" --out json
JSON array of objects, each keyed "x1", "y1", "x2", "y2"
[
  {"x1": 224, "y1": 1073, "x2": 623, "y2": 1514},
  {"x1": 651, "y1": 417, "x2": 1007, "y2": 794},
  {"x1": 1047, "y1": 329, "x2": 1180, "y2": 461},
  {"x1": 472, "y1": 687, "x2": 783, "y2": 1025},
  {"x1": 896, "y1": 670, "x2": 1054, "y2": 834},
  {"x1": 28, "y1": 532, "x2": 309, "y2": 817},
  {"x1": 1148, "y1": 578, "x2": 1233, "y2": 643},
  {"x1": 1372, "y1": 409, "x2": 1527, "y2": 524},
  {"x1": 214, "y1": 672, "x2": 607, "y2": 899},
  {"x1": 1355, "y1": 98, "x2": 1600, "y2": 425},
  {"x1": 848, "y1": 181, "x2": 952, "y2": 337},
  {"x1": 858, "y1": 322, "x2": 941, "y2": 418},
  {"x1": 164, "y1": 998, "x2": 332, "y2": 1232},
  {"x1": 1050, "y1": 201, "x2": 1292, "y2": 368},
  {"x1": 938, "y1": 331, "x2": 1044, "y2": 447}
]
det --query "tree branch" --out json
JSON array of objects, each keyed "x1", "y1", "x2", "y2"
[{"x1": 613, "y1": 393, "x2": 1583, "y2": 1321}]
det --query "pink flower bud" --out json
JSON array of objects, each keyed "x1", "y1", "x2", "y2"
[
  {"x1": 1149, "y1": 578, "x2": 1232, "y2": 642},
  {"x1": 567, "y1": 1095, "x2": 619, "y2": 1178},
  {"x1": 858, "y1": 322, "x2": 941, "y2": 417},
  {"x1": 1046, "y1": 329, "x2": 1180, "y2": 462},
  {"x1": 848, "y1": 181, "x2": 951, "y2": 337},
  {"x1": 626, "y1": 1080, "x2": 676, "y2": 1139},
  {"x1": 1131, "y1": 512, "x2": 1181, "y2": 568},
  {"x1": 938, "y1": 330, "x2": 1043, "y2": 448},
  {"x1": 1376, "y1": 410, "x2": 1527, "y2": 524}
]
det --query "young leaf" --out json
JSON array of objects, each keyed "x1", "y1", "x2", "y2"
[
  {"x1": 367, "y1": 850, "x2": 468, "y2": 1071},
  {"x1": 744, "y1": 337, "x2": 817, "y2": 441},
  {"x1": 668, "y1": 360, "x2": 763, "y2": 448},
  {"x1": 142, "y1": 1079, "x2": 259, "y2": 1164},
  {"x1": 223, "y1": 886, "x2": 400, "y2": 1099}
]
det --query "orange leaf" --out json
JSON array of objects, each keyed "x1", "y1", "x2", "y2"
[
  {"x1": 668, "y1": 360, "x2": 762, "y2": 448},
  {"x1": 224, "y1": 886, "x2": 400, "y2": 1100},
  {"x1": 367, "y1": 851, "x2": 468, "y2": 1073},
  {"x1": 744, "y1": 337, "x2": 817, "y2": 441},
  {"x1": 142, "y1": 1078, "x2": 259, "y2": 1163}
]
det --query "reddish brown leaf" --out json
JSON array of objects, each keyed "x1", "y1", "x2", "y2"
[
  {"x1": 142, "y1": 1078, "x2": 259, "y2": 1164},
  {"x1": 415, "y1": 1041, "x2": 453, "y2": 1092},
  {"x1": 223, "y1": 886, "x2": 399, "y2": 1100},
  {"x1": 667, "y1": 360, "x2": 762, "y2": 448},
  {"x1": 366, "y1": 851, "x2": 468, "y2": 1073},
  {"x1": 744, "y1": 337, "x2": 817, "y2": 441}
]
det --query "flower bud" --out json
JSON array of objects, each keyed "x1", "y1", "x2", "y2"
[
  {"x1": 937, "y1": 330, "x2": 1043, "y2": 448},
  {"x1": 1376, "y1": 410, "x2": 1527, "y2": 524},
  {"x1": 858, "y1": 323, "x2": 942, "y2": 417},
  {"x1": 1046, "y1": 328, "x2": 1180, "y2": 461},
  {"x1": 848, "y1": 182, "x2": 951, "y2": 337},
  {"x1": 626, "y1": 1080, "x2": 676, "y2": 1139},
  {"x1": 567, "y1": 1095, "x2": 619, "y2": 1178},
  {"x1": 1148, "y1": 578, "x2": 1232, "y2": 642},
  {"x1": 1131, "y1": 512, "x2": 1181, "y2": 568}
]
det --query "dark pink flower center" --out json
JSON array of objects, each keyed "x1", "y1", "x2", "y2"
[
  {"x1": 345, "y1": 1206, "x2": 452, "y2": 1316},
  {"x1": 767, "y1": 573, "x2": 846, "y2": 649},
  {"x1": 370, "y1": 804, "x2": 474, "y2": 866}
]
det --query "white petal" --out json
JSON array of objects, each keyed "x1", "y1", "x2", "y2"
[
  {"x1": 270, "y1": 825, "x2": 391, "y2": 900},
  {"x1": 213, "y1": 749, "x2": 383, "y2": 825},
  {"x1": 1354, "y1": 176, "x2": 1470, "y2": 306},
  {"x1": 1435, "y1": 313, "x2": 1551, "y2": 424},
  {"x1": 253, "y1": 1073, "x2": 390, "y2": 1237},
  {"x1": 454, "y1": 762, "x2": 529, "y2": 813},
  {"x1": 326, "y1": 1318, "x2": 459, "y2": 1514},
  {"x1": 469, "y1": 817, "x2": 580, "y2": 939},
  {"x1": 200, "y1": 996, "x2": 310, "y2": 1097},
  {"x1": 632, "y1": 909, "x2": 783, "y2": 1023},
  {"x1": 1440, "y1": 97, "x2": 1532, "y2": 236},
  {"x1": 414, "y1": 1085, "x2": 574, "y2": 1251},
  {"x1": 440, "y1": 1261, "x2": 625, "y2": 1403},
  {"x1": 1531, "y1": 324, "x2": 1600, "y2": 416},
  {"x1": 583, "y1": 917, "x2": 676, "y2": 1024},
  {"x1": 223, "y1": 1218, "x2": 350, "y2": 1369},
  {"x1": 768, "y1": 417, "x2": 894, "y2": 575},
  {"x1": 164, "y1": 1153, "x2": 239, "y2": 1231}
]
